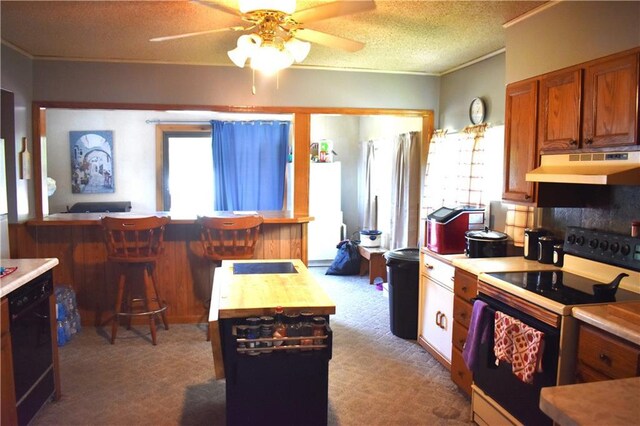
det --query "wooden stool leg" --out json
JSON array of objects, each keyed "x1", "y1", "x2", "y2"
[
  {"x1": 150, "y1": 264, "x2": 169, "y2": 331},
  {"x1": 112, "y1": 272, "x2": 126, "y2": 344},
  {"x1": 125, "y1": 279, "x2": 133, "y2": 330},
  {"x1": 143, "y1": 267, "x2": 158, "y2": 345}
]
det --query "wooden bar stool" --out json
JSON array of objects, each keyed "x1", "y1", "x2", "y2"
[
  {"x1": 197, "y1": 215, "x2": 263, "y2": 340},
  {"x1": 102, "y1": 216, "x2": 170, "y2": 345}
]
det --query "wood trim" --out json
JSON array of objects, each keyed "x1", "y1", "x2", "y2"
[
  {"x1": 32, "y1": 105, "x2": 46, "y2": 218},
  {"x1": 32, "y1": 101, "x2": 432, "y2": 117},
  {"x1": 419, "y1": 111, "x2": 435, "y2": 246},
  {"x1": 293, "y1": 113, "x2": 310, "y2": 216},
  {"x1": 418, "y1": 335, "x2": 451, "y2": 370}
]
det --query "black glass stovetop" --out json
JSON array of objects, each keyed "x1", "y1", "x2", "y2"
[{"x1": 486, "y1": 270, "x2": 640, "y2": 305}]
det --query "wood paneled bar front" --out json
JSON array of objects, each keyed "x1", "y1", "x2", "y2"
[{"x1": 16, "y1": 211, "x2": 311, "y2": 327}]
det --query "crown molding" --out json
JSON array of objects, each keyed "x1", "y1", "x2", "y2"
[{"x1": 503, "y1": 1, "x2": 561, "y2": 28}]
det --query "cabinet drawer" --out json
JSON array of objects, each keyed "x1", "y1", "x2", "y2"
[
  {"x1": 421, "y1": 252, "x2": 454, "y2": 289},
  {"x1": 452, "y1": 320, "x2": 469, "y2": 352},
  {"x1": 575, "y1": 362, "x2": 612, "y2": 383},
  {"x1": 454, "y1": 268, "x2": 477, "y2": 302},
  {"x1": 578, "y1": 324, "x2": 640, "y2": 379},
  {"x1": 453, "y1": 296, "x2": 473, "y2": 328},
  {"x1": 451, "y1": 346, "x2": 472, "y2": 396}
]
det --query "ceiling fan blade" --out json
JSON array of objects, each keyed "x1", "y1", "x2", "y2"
[
  {"x1": 292, "y1": 0, "x2": 376, "y2": 24},
  {"x1": 295, "y1": 28, "x2": 365, "y2": 52},
  {"x1": 191, "y1": 0, "x2": 241, "y2": 17},
  {"x1": 150, "y1": 26, "x2": 245, "y2": 42}
]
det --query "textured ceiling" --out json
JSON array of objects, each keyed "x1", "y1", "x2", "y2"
[{"x1": 1, "y1": 0, "x2": 546, "y2": 74}]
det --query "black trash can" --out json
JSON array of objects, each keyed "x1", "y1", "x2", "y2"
[{"x1": 384, "y1": 247, "x2": 420, "y2": 339}]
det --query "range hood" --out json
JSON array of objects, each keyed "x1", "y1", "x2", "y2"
[{"x1": 526, "y1": 151, "x2": 640, "y2": 185}]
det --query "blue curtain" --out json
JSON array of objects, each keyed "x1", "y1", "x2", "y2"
[{"x1": 211, "y1": 120, "x2": 290, "y2": 211}]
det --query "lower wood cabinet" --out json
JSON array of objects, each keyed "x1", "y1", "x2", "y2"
[
  {"x1": 575, "y1": 323, "x2": 640, "y2": 383},
  {"x1": 450, "y1": 267, "x2": 478, "y2": 396}
]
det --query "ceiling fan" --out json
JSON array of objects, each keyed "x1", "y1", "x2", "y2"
[{"x1": 150, "y1": 0, "x2": 376, "y2": 74}]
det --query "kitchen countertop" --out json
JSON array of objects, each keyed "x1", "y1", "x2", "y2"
[
  {"x1": 540, "y1": 377, "x2": 640, "y2": 426},
  {"x1": 572, "y1": 302, "x2": 640, "y2": 346},
  {"x1": 26, "y1": 210, "x2": 313, "y2": 226},
  {"x1": 0, "y1": 258, "x2": 59, "y2": 298}
]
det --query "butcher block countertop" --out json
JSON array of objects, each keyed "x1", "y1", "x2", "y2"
[
  {"x1": 213, "y1": 259, "x2": 336, "y2": 319},
  {"x1": 0, "y1": 258, "x2": 59, "y2": 298},
  {"x1": 27, "y1": 210, "x2": 313, "y2": 226},
  {"x1": 572, "y1": 302, "x2": 640, "y2": 346},
  {"x1": 540, "y1": 377, "x2": 640, "y2": 426}
]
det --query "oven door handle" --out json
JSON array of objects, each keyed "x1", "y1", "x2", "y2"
[{"x1": 478, "y1": 281, "x2": 560, "y2": 329}]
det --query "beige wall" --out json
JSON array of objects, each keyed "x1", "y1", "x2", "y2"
[{"x1": 505, "y1": 1, "x2": 640, "y2": 83}]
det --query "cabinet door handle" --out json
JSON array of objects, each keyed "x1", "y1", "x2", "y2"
[
  {"x1": 425, "y1": 264, "x2": 434, "y2": 270},
  {"x1": 435, "y1": 311, "x2": 442, "y2": 327},
  {"x1": 585, "y1": 138, "x2": 593, "y2": 145},
  {"x1": 461, "y1": 286, "x2": 467, "y2": 292},
  {"x1": 569, "y1": 139, "x2": 578, "y2": 146},
  {"x1": 440, "y1": 313, "x2": 447, "y2": 330},
  {"x1": 524, "y1": 195, "x2": 531, "y2": 200}
]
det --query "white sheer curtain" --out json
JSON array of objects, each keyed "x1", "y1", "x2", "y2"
[
  {"x1": 389, "y1": 131, "x2": 421, "y2": 249},
  {"x1": 360, "y1": 140, "x2": 377, "y2": 230}
]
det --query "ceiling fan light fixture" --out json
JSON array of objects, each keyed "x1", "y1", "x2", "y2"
[
  {"x1": 239, "y1": 0, "x2": 296, "y2": 14},
  {"x1": 285, "y1": 38, "x2": 310, "y2": 63},
  {"x1": 227, "y1": 47, "x2": 249, "y2": 68},
  {"x1": 250, "y1": 44, "x2": 294, "y2": 75}
]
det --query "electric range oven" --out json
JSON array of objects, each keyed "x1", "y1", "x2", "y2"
[{"x1": 471, "y1": 227, "x2": 640, "y2": 426}]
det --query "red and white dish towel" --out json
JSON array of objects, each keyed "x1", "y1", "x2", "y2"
[{"x1": 493, "y1": 311, "x2": 545, "y2": 384}]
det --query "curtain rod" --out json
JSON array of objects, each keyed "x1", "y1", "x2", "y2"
[
  {"x1": 145, "y1": 119, "x2": 211, "y2": 124},
  {"x1": 145, "y1": 119, "x2": 290, "y2": 125}
]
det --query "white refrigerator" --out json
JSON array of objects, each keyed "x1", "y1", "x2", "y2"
[{"x1": 308, "y1": 161, "x2": 345, "y2": 263}]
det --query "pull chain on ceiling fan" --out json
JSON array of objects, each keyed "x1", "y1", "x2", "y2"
[{"x1": 150, "y1": 0, "x2": 376, "y2": 75}]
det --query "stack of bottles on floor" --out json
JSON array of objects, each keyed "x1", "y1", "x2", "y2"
[{"x1": 55, "y1": 286, "x2": 81, "y2": 346}]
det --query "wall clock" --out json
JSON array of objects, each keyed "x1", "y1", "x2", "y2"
[{"x1": 469, "y1": 97, "x2": 486, "y2": 125}]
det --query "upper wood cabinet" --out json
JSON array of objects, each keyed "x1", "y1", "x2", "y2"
[
  {"x1": 538, "y1": 51, "x2": 639, "y2": 152},
  {"x1": 538, "y1": 68, "x2": 582, "y2": 151},
  {"x1": 583, "y1": 52, "x2": 639, "y2": 148},
  {"x1": 503, "y1": 79, "x2": 538, "y2": 203}
]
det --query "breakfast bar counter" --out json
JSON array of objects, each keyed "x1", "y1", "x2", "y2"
[{"x1": 12, "y1": 211, "x2": 313, "y2": 326}]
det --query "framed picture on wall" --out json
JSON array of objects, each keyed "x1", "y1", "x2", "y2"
[{"x1": 70, "y1": 130, "x2": 114, "y2": 194}]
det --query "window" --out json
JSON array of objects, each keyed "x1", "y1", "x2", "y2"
[{"x1": 162, "y1": 130, "x2": 214, "y2": 214}]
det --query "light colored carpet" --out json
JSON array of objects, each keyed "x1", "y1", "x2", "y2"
[{"x1": 32, "y1": 267, "x2": 471, "y2": 425}]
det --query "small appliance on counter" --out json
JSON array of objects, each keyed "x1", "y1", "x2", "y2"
[
  {"x1": 465, "y1": 227, "x2": 509, "y2": 258},
  {"x1": 426, "y1": 206, "x2": 485, "y2": 254}
]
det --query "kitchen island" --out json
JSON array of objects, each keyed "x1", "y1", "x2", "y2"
[
  {"x1": 12, "y1": 211, "x2": 312, "y2": 326},
  {"x1": 209, "y1": 259, "x2": 335, "y2": 425}
]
